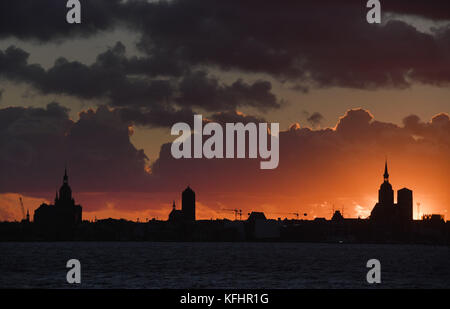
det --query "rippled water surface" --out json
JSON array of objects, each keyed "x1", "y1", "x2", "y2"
[{"x1": 0, "y1": 242, "x2": 448, "y2": 288}]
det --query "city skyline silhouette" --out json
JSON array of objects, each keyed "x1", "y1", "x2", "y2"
[
  {"x1": 0, "y1": 0, "x2": 449, "y2": 293},
  {"x1": 0, "y1": 158, "x2": 447, "y2": 244},
  {"x1": 0, "y1": 1, "x2": 448, "y2": 230},
  {"x1": 0, "y1": 109, "x2": 450, "y2": 221},
  {"x1": 0, "y1": 147, "x2": 445, "y2": 221}
]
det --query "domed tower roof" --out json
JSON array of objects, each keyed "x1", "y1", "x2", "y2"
[
  {"x1": 332, "y1": 210, "x2": 344, "y2": 221},
  {"x1": 380, "y1": 180, "x2": 392, "y2": 191},
  {"x1": 183, "y1": 186, "x2": 195, "y2": 195}
]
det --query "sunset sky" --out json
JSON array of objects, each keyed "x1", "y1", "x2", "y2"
[{"x1": 0, "y1": 0, "x2": 448, "y2": 222}]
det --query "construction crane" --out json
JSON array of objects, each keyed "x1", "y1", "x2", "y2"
[
  {"x1": 222, "y1": 209, "x2": 242, "y2": 220},
  {"x1": 19, "y1": 197, "x2": 25, "y2": 221}
]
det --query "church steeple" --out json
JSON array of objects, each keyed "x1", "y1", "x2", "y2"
[
  {"x1": 59, "y1": 167, "x2": 73, "y2": 203},
  {"x1": 383, "y1": 159, "x2": 389, "y2": 181},
  {"x1": 63, "y1": 167, "x2": 68, "y2": 184},
  {"x1": 378, "y1": 159, "x2": 394, "y2": 206}
]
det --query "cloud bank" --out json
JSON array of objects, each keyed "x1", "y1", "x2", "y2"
[{"x1": 1, "y1": 104, "x2": 448, "y2": 218}]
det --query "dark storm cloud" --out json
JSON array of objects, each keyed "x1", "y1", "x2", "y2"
[
  {"x1": 176, "y1": 71, "x2": 279, "y2": 111},
  {"x1": 117, "y1": 105, "x2": 197, "y2": 128},
  {"x1": 126, "y1": 0, "x2": 450, "y2": 89},
  {"x1": 150, "y1": 108, "x2": 450, "y2": 212},
  {"x1": 2, "y1": 0, "x2": 448, "y2": 42},
  {"x1": 403, "y1": 112, "x2": 450, "y2": 145},
  {"x1": 209, "y1": 110, "x2": 266, "y2": 125},
  {"x1": 1, "y1": 103, "x2": 448, "y2": 218},
  {"x1": 0, "y1": 103, "x2": 149, "y2": 193},
  {"x1": 305, "y1": 112, "x2": 324, "y2": 128},
  {"x1": 66, "y1": 106, "x2": 149, "y2": 191},
  {"x1": 381, "y1": 0, "x2": 450, "y2": 21},
  {"x1": 0, "y1": 0, "x2": 448, "y2": 133},
  {"x1": 0, "y1": 43, "x2": 177, "y2": 101},
  {"x1": 0, "y1": 0, "x2": 123, "y2": 41},
  {"x1": 1, "y1": 1, "x2": 449, "y2": 90},
  {"x1": 0, "y1": 43, "x2": 280, "y2": 126}
]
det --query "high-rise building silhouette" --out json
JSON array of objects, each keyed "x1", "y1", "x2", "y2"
[
  {"x1": 182, "y1": 186, "x2": 196, "y2": 222},
  {"x1": 397, "y1": 188, "x2": 413, "y2": 221}
]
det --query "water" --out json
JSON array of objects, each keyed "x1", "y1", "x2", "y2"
[{"x1": 0, "y1": 242, "x2": 448, "y2": 288}]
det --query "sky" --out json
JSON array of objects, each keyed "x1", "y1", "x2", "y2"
[{"x1": 0, "y1": 0, "x2": 449, "y2": 222}]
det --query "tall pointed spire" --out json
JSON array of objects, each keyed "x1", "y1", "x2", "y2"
[
  {"x1": 63, "y1": 165, "x2": 68, "y2": 184},
  {"x1": 383, "y1": 159, "x2": 389, "y2": 181}
]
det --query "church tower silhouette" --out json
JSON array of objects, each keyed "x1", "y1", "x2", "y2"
[
  {"x1": 378, "y1": 160, "x2": 394, "y2": 206},
  {"x1": 34, "y1": 168, "x2": 82, "y2": 229},
  {"x1": 370, "y1": 160, "x2": 413, "y2": 223}
]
